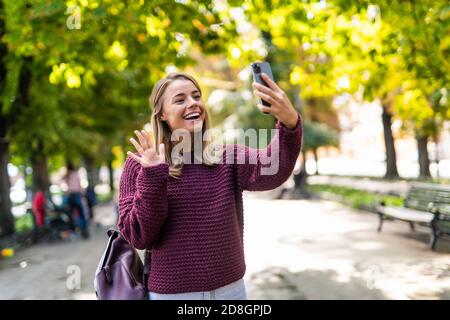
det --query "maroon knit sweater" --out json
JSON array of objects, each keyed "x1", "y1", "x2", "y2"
[{"x1": 118, "y1": 113, "x2": 303, "y2": 294}]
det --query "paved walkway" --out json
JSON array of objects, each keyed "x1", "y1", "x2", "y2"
[
  {"x1": 243, "y1": 192, "x2": 450, "y2": 299},
  {"x1": 0, "y1": 194, "x2": 449, "y2": 300}
]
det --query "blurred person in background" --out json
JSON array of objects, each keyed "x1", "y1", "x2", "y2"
[
  {"x1": 85, "y1": 185, "x2": 97, "y2": 220},
  {"x1": 64, "y1": 161, "x2": 89, "y2": 239},
  {"x1": 31, "y1": 188, "x2": 46, "y2": 228}
]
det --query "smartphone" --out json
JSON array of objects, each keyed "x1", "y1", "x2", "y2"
[{"x1": 251, "y1": 62, "x2": 275, "y2": 114}]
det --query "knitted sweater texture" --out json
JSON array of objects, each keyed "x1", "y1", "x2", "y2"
[{"x1": 118, "y1": 113, "x2": 303, "y2": 293}]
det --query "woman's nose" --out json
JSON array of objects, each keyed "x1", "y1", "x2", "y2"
[{"x1": 187, "y1": 96, "x2": 198, "y2": 106}]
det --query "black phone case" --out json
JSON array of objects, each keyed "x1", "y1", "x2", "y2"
[{"x1": 251, "y1": 62, "x2": 275, "y2": 110}]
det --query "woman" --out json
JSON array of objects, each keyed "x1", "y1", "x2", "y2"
[
  {"x1": 118, "y1": 72, "x2": 303, "y2": 300},
  {"x1": 64, "y1": 161, "x2": 89, "y2": 239}
]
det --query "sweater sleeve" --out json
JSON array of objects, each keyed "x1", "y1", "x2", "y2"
[
  {"x1": 117, "y1": 157, "x2": 169, "y2": 250},
  {"x1": 229, "y1": 112, "x2": 303, "y2": 191}
]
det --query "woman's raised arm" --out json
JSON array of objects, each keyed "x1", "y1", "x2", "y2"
[{"x1": 231, "y1": 113, "x2": 303, "y2": 191}]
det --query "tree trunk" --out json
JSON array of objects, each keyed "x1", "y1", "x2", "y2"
[
  {"x1": 19, "y1": 57, "x2": 35, "y2": 202},
  {"x1": 83, "y1": 155, "x2": 98, "y2": 187},
  {"x1": 381, "y1": 104, "x2": 399, "y2": 179},
  {"x1": 312, "y1": 148, "x2": 319, "y2": 175},
  {"x1": 30, "y1": 140, "x2": 50, "y2": 194},
  {"x1": 107, "y1": 159, "x2": 114, "y2": 192},
  {"x1": 293, "y1": 150, "x2": 310, "y2": 198},
  {"x1": 0, "y1": 3, "x2": 15, "y2": 236},
  {"x1": 0, "y1": 135, "x2": 14, "y2": 236},
  {"x1": 432, "y1": 135, "x2": 440, "y2": 179},
  {"x1": 416, "y1": 134, "x2": 431, "y2": 178}
]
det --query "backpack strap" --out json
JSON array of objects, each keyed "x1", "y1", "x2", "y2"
[
  {"x1": 101, "y1": 228, "x2": 120, "y2": 270},
  {"x1": 143, "y1": 249, "x2": 152, "y2": 293}
]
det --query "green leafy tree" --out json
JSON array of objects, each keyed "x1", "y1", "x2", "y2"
[{"x1": 1, "y1": 0, "x2": 239, "y2": 235}]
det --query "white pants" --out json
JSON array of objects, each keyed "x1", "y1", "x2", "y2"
[{"x1": 148, "y1": 278, "x2": 247, "y2": 300}]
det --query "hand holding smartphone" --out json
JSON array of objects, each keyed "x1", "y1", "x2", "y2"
[{"x1": 251, "y1": 61, "x2": 275, "y2": 114}]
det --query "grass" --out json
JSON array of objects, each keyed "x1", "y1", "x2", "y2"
[
  {"x1": 307, "y1": 184, "x2": 404, "y2": 211},
  {"x1": 97, "y1": 191, "x2": 114, "y2": 204},
  {"x1": 14, "y1": 214, "x2": 34, "y2": 233}
]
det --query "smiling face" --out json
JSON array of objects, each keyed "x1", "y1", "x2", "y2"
[{"x1": 160, "y1": 79, "x2": 206, "y2": 135}]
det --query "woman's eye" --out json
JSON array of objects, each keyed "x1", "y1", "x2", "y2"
[{"x1": 176, "y1": 95, "x2": 200, "y2": 103}]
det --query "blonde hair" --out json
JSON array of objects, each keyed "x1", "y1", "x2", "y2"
[{"x1": 149, "y1": 72, "x2": 219, "y2": 178}]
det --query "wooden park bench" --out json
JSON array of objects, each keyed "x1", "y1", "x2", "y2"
[{"x1": 376, "y1": 183, "x2": 450, "y2": 250}]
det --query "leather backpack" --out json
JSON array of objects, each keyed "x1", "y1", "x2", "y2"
[{"x1": 94, "y1": 228, "x2": 151, "y2": 300}]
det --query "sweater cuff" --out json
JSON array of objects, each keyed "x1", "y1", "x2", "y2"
[
  {"x1": 136, "y1": 163, "x2": 169, "y2": 191},
  {"x1": 276, "y1": 112, "x2": 302, "y2": 132}
]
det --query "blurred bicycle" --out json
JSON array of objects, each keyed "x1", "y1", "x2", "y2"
[{"x1": 30, "y1": 190, "x2": 77, "y2": 243}]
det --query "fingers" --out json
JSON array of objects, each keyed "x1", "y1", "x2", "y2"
[
  {"x1": 253, "y1": 90, "x2": 275, "y2": 105},
  {"x1": 134, "y1": 130, "x2": 149, "y2": 150},
  {"x1": 261, "y1": 73, "x2": 281, "y2": 92},
  {"x1": 126, "y1": 151, "x2": 142, "y2": 163},
  {"x1": 129, "y1": 137, "x2": 144, "y2": 154},
  {"x1": 257, "y1": 104, "x2": 272, "y2": 114},
  {"x1": 252, "y1": 82, "x2": 279, "y2": 101},
  {"x1": 141, "y1": 130, "x2": 153, "y2": 149}
]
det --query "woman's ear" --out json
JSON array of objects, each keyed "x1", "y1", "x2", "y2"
[{"x1": 160, "y1": 111, "x2": 167, "y2": 121}]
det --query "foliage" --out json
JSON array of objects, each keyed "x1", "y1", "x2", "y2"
[
  {"x1": 303, "y1": 120, "x2": 339, "y2": 151},
  {"x1": 307, "y1": 183, "x2": 404, "y2": 210},
  {"x1": 2, "y1": 0, "x2": 239, "y2": 172}
]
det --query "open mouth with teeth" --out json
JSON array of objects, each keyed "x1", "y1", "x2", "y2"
[{"x1": 183, "y1": 111, "x2": 202, "y2": 121}]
